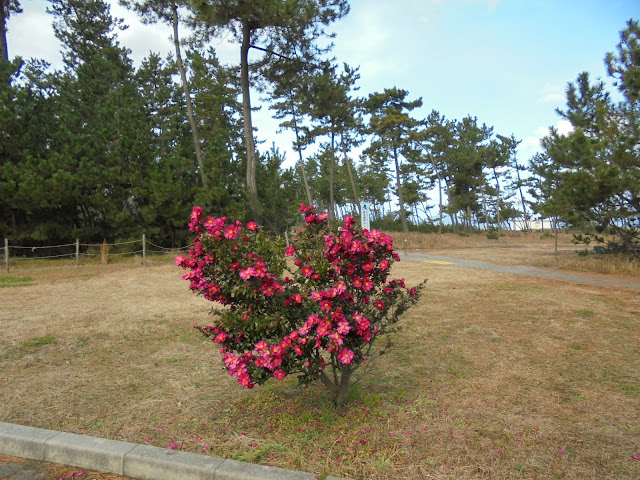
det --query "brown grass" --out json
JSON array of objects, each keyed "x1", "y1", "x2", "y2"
[
  {"x1": 391, "y1": 231, "x2": 640, "y2": 276},
  {"x1": 1, "y1": 253, "x2": 639, "y2": 479}
]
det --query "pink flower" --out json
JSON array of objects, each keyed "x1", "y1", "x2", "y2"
[
  {"x1": 301, "y1": 265, "x2": 314, "y2": 277},
  {"x1": 379, "y1": 259, "x2": 389, "y2": 271},
  {"x1": 329, "y1": 331, "x2": 343, "y2": 345},
  {"x1": 261, "y1": 280, "x2": 282, "y2": 297},
  {"x1": 318, "y1": 212, "x2": 329, "y2": 221},
  {"x1": 343, "y1": 216, "x2": 355, "y2": 229},
  {"x1": 285, "y1": 244, "x2": 295, "y2": 256},
  {"x1": 333, "y1": 281, "x2": 347, "y2": 294},
  {"x1": 362, "y1": 260, "x2": 374, "y2": 272},
  {"x1": 319, "y1": 299, "x2": 333, "y2": 311},
  {"x1": 239, "y1": 267, "x2": 253, "y2": 280},
  {"x1": 190, "y1": 206, "x2": 204, "y2": 221},
  {"x1": 247, "y1": 221, "x2": 258, "y2": 231},
  {"x1": 331, "y1": 308, "x2": 345, "y2": 322},
  {"x1": 274, "y1": 369, "x2": 286, "y2": 380},
  {"x1": 374, "y1": 300, "x2": 385, "y2": 310},
  {"x1": 316, "y1": 319, "x2": 332, "y2": 337},
  {"x1": 224, "y1": 225, "x2": 238, "y2": 239},
  {"x1": 299, "y1": 202, "x2": 314, "y2": 213},
  {"x1": 174, "y1": 254, "x2": 186, "y2": 266},
  {"x1": 237, "y1": 371, "x2": 252, "y2": 386},
  {"x1": 305, "y1": 214, "x2": 316, "y2": 223},
  {"x1": 336, "y1": 321, "x2": 350, "y2": 335},
  {"x1": 362, "y1": 277, "x2": 373, "y2": 291},
  {"x1": 337, "y1": 348, "x2": 354, "y2": 364}
]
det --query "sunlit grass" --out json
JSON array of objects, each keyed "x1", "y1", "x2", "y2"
[{"x1": 1, "y1": 255, "x2": 638, "y2": 479}]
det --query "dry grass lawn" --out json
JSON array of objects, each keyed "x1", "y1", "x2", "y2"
[
  {"x1": 1, "y1": 239, "x2": 639, "y2": 479},
  {"x1": 399, "y1": 231, "x2": 640, "y2": 276}
]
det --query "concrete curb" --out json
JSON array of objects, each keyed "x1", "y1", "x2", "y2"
[{"x1": 0, "y1": 422, "x2": 348, "y2": 480}]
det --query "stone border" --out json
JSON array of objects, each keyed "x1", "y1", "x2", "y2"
[{"x1": 0, "y1": 422, "x2": 348, "y2": 480}]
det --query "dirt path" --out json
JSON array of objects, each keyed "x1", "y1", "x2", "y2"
[{"x1": 403, "y1": 252, "x2": 640, "y2": 290}]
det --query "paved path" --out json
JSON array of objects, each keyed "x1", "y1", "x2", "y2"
[
  {"x1": 0, "y1": 422, "x2": 346, "y2": 480},
  {"x1": 402, "y1": 252, "x2": 640, "y2": 290},
  {"x1": 0, "y1": 455, "x2": 52, "y2": 480}
]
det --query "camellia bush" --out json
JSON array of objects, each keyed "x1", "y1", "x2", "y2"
[{"x1": 176, "y1": 203, "x2": 426, "y2": 406}]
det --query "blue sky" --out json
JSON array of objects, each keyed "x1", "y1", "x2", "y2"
[{"x1": 7, "y1": 0, "x2": 640, "y2": 164}]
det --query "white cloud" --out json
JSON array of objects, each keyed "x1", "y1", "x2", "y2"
[
  {"x1": 7, "y1": 8, "x2": 61, "y2": 67},
  {"x1": 460, "y1": 0, "x2": 500, "y2": 11},
  {"x1": 520, "y1": 136, "x2": 543, "y2": 159},
  {"x1": 537, "y1": 83, "x2": 565, "y2": 104},
  {"x1": 519, "y1": 120, "x2": 575, "y2": 159},
  {"x1": 555, "y1": 119, "x2": 574, "y2": 136}
]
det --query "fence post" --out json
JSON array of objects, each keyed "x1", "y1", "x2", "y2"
[
  {"x1": 75, "y1": 239, "x2": 79, "y2": 268},
  {"x1": 404, "y1": 238, "x2": 408, "y2": 256},
  {"x1": 142, "y1": 234, "x2": 146, "y2": 267},
  {"x1": 4, "y1": 238, "x2": 8, "y2": 273}
]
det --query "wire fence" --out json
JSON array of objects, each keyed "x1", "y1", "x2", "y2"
[{"x1": 2, "y1": 236, "x2": 191, "y2": 273}]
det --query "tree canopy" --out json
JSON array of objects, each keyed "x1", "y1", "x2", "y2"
[{"x1": 1, "y1": 5, "x2": 638, "y2": 256}]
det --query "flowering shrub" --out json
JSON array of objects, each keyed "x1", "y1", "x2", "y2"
[{"x1": 176, "y1": 203, "x2": 425, "y2": 406}]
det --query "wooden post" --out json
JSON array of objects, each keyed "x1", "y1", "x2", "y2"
[
  {"x1": 100, "y1": 240, "x2": 109, "y2": 265},
  {"x1": 4, "y1": 238, "x2": 8, "y2": 273},
  {"x1": 142, "y1": 234, "x2": 147, "y2": 267},
  {"x1": 75, "y1": 239, "x2": 79, "y2": 268},
  {"x1": 404, "y1": 238, "x2": 408, "y2": 256},
  {"x1": 284, "y1": 231, "x2": 289, "y2": 248}
]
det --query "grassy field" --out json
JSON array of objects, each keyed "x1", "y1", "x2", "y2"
[{"x1": 1, "y1": 235, "x2": 639, "y2": 479}]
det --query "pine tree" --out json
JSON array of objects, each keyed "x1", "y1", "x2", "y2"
[
  {"x1": 364, "y1": 88, "x2": 422, "y2": 234},
  {"x1": 188, "y1": 0, "x2": 349, "y2": 222},
  {"x1": 119, "y1": 0, "x2": 210, "y2": 189}
]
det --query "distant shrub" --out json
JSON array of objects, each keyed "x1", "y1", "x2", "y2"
[{"x1": 486, "y1": 228, "x2": 499, "y2": 240}]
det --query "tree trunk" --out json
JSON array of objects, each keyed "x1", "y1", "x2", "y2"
[
  {"x1": 554, "y1": 216, "x2": 558, "y2": 259},
  {"x1": 329, "y1": 131, "x2": 335, "y2": 221},
  {"x1": 425, "y1": 154, "x2": 444, "y2": 234},
  {"x1": 171, "y1": 3, "x2": 207, "y2": 190},
  {"x1": 393, "y1": 147, "x2": 408, "y2": 233},
  {"x1": 290, "y1": 94, "x2": 313, "y2": 205},
  {"x1": 420, "y1": 201, "x2": 433, "y2": 223},
  {"x1": 320, "y1": 367, "x2": 352, "y2": 407},
  {"x1": 0, "y1": 0, "x2": 8, "y2": 63},
  {"x1": 241, "y1": 19, "x2": 260, "y2": 221},
  {"x1": 493, "y1": 167, "x2": 501, "y2": 239},
  {"x1": 335, "y1": 368, "x2": 353, "y2": 407},
  {"x1": 514, "y1": 159, "x2": 530, "y2": 231},
  {"x1": 342, "y1": 135, "x2": 360, "y2": 216},
  {"x1": 481, "y1": 186, "x2": 489, "y2": 230},
  {"x1": 438, "y1": 176, "x2": 443, "y2": 234},
  {"x1": 443, "y1": 177, "x2": 457, "y2": 233}
]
